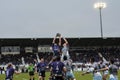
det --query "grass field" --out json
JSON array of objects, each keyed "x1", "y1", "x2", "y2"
[{"x1": 0, "y1": 71, "x2": 120, "y2": 80}]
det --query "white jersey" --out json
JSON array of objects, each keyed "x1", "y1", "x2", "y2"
[
  {"x1": 62, "y1": 46, "x2": 69, "y2": 55},
  {"x1": 61, "y1": 46, "x2": 70, "y2": 61},
  {"x1": 87, "y1": 62, "x2": 102, "y2": 77},
  {"x1": 99, "y1": 62, "x2": 109, "y2": 75},
  {"x1": 108, "y1": 64, "x2": 118, "y2": 80},
  {"x1": 109, "y1": 64, "x2": 118, "y2": 75},
  {"x1": 63, "y1": 59, "x2": 72, "y2": 72},
  {"x1": 63, "y1": 59, "x2": 75, "y2": 79}
]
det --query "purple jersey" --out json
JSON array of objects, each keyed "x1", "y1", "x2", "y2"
[
  {"x1": 6, "y1": 67, "x2": 14, "y2": 79},
  {"x1": 52, "y1": 44, "x2": 60, "y2": 52},
  {"x1": 37, "y1": 62, "x2": 47, "y2": 72},
  {"x1": 51, "y1": 61, "x2": 65, "y2": 75}
]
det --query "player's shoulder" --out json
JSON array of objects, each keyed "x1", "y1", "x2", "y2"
[
  {"x1": 50, "y1": 61, "x2": 56, "y2": 65},
  {"x1": 10, "y1": 67, "x2": 15, "y2": 71},
  {"x1": 92, "y1": 62, "x2": 98, "y2": 67},
  {"x1": 57, "y1": 61, "x2": 64, "y2": 64},
  {"x1": 37, "y1": 62, "x2": 41, "y2": 65},
  {"x1": 69, "y1": 59, "x2": 72, "y2": 62}
]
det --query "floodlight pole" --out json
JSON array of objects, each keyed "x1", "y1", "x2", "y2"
[
  {"x1": 99, "y1": 7, "x2": 103, "y2": 38},
  {"x1": 94, "y1": 2, "x2": 106, "y2": 38}
]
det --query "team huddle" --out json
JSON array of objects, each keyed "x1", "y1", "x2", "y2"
[{"x1": 5, "y1": 33, "x2": 119, "y2": 80}]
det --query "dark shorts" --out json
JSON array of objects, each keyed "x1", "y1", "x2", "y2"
[
  {"x1": 6, "y1": 76, "x2": 13, "y2": 80},
  {"x1": 39, "y1": 71, "x2": 45, "y2": 77},
  {"x1": 6, "y1": 78, "x2": 12, "y2": 80},
  {"x1": 54, "y1": 51, "x2": 60, "y2": 57},
  {"x1": 52, "y1": 76, "x2": 64, "y2": 80},
  {"x1": 5, "y1": 79, "x2": 13, "y2": 80},
  {"x1": 51, "y1": 74, "x2": 64, "y2": 80},
  {"x1": 29, "y1": 71, "x2": 34, "y2": 76}
]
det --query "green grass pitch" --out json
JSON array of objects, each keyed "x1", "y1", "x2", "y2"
[{"x1": 0, "y1": 71, "x2": 120, "y2": 80}]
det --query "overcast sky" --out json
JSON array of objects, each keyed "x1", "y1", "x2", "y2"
[{"x1": 0, "y1": 0, "x2": 120, "y2": 38}]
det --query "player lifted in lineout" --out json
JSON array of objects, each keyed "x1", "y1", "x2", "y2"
[
  {"x1": 61, "y1": 36, "x2": 70, "y2": 61},
  {"x1": 51, "y1": 33, "x2": 70, "y2": 62},
  {"x1": 48, "y1": 33, "x2": 62, "y2": 65}
]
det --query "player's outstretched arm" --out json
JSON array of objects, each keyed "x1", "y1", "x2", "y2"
[
  {"x1": 52, "y1": 37, "x2": 56, "y2": 44},
  {"x1": 63, "y1": 37, "x2": 68, "y2": 44},
  {"x1": 81, "y1": 68, "x2": 92, "y2": 76},
  {"x1": 63, "y1": 66, "x2": 67, "y2": 73},
  {"x1": 59, "y1": 35, "x2": 62, "y2": 46},
  {"x1": 81, "y1": 71, "x2": 90, "y2": 76},
  {"x1": 95, "y1": 67, "x2": 109, "y2": 72},
  {"x1": 14, "y1": 70, "x2": 21, "y2": 74}
]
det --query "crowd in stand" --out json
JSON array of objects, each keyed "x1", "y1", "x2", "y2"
[
  {"x1": 0, "y1": 47, "x2": 120, "y2": 66},
  {"x1": 0, "y1": 54, "x2": 22, "y2": 65},
  {"x1": 70, "y1": 49, "x2": 100, "y2": 63},
  {"x1": 0, "y1": 47, "x2": 120, "y2": 80},
  {"x1": 0, "y1": 48, "x2": 120, "y2": 65},
  {"x1": 98, "y1": 47, "x2": 120, "y2": 61},
  {"x1": 0, "y1": 34, "x2": 120, "y2": 80}
]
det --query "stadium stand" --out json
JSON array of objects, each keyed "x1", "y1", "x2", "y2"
[
  {"x1": 0, "y1": 54, "x2": 22, "y2": 65},
  {"x1": 0, "y1": 38, "x2": 120, "y2": 67}
]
